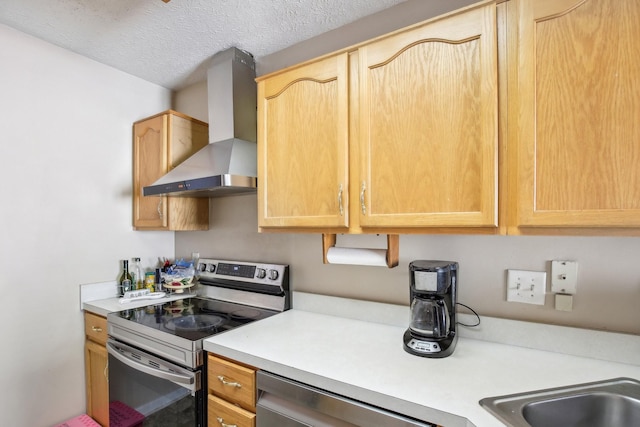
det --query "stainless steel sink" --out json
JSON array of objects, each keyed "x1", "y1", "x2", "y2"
[{"x1": 479, "y1": 377, "x2": 640, "y2": 427}]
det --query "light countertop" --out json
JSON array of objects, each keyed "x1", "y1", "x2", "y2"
[
  {"x1": 80, "y1": 286, "x2": 640, "y2": 427},
  {"x1": 203, "y1": 292, "x2": 640, "y2": 427},
  {"x1": 82, "y1": 294, "x2": 188, "y2": 316},
  {"x1": 80, "y1": 280, "x2": 190, "y2": 316}
]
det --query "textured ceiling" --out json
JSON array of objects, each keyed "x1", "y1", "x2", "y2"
[{"x1": 0, "y1": 0, "x2": 411, "y2": 90}]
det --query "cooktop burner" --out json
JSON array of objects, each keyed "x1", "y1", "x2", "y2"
[{"x1": 111, "y1": 297, "x2": 279, "y2": 342}]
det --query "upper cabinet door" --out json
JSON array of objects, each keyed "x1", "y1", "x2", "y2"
[
  {"x1": 258, "y1": 53, "x2": 350, "y2": 229},
  {"x1": 133, "y1": 114, "x2": 169, "y2": 229},
  {"x1": 357, "y1": 3, "x2": 498, "y2": 228},
  {"x1": 513, "y1": 0, "x2": 640, "y2": 228}
]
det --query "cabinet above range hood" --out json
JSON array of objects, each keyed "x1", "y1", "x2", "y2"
[{"x1": 143, "y1": 47, "x2": 257, "y2": 198}]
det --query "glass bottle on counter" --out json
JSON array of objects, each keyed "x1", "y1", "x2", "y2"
[
  {"x1": 132, "y1": 257, "x2": 143, "y2": 291},
  {"x1": 118, "y1": 260, "x2": 133, "y2": 296},
  {"x1": 155, "y1": 268, "x2": 162, "y2": 292}
]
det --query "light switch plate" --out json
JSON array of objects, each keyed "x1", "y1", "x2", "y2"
[
  {"x1": 551, "y1": 260, "x2": 578, "y2": 294},
  {"x1": 506, "y1": 269, "x2": 546, "y2": 305}
]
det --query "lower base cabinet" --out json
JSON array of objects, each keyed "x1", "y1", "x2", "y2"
[
  {"x1": 84, "y1": 312, "x2": 109, "y2": 426},
  {"x1": 207, "y1": 353, "x2": 257, "y2": 427}
]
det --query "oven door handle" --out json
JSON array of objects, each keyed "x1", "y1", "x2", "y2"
[{"x1": 107, "y1": 339, "x2": 199, "y2": 393}]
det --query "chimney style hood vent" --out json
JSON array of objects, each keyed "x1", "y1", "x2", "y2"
[{"x1": 143, "y1": 47, "x2": 257, "y2": 198}]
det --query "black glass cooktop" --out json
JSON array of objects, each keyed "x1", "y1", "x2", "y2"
[{"x1": 112, "y1": 297, "x2": 278, "y2": 342}]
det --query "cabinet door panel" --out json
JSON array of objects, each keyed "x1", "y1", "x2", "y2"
[
  {"x1": 359, "y1": 3, "x2": 498, "y2": 227},
  {"x1": 515, "y1": 0, "x2": 640, "y2": 227},
  {"x1": 258, "y1": 54, "x2": 349, "y2": 228},
  {"x1": 133, "y1": 115, "x2": 168, "y2": 228},
  {"x1": 85, "y1": 340, "x2": 109, "y2": 426}
]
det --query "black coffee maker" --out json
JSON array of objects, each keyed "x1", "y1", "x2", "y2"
[{"x1": 403, "y1": 260, "x2": 458, "y2": 358}]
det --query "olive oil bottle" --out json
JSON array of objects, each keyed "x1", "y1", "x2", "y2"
[{"x1": 118, "y1": 260, "x2": 133, "y2": 296}]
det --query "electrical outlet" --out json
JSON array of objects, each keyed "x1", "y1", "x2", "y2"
[{"x1": 506, "y1": 269, "x2": 546, "y2": 305}]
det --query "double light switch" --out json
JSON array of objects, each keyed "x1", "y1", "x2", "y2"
[{"x1": 506, "y1": 269, "x2": 546, "y2": 305}]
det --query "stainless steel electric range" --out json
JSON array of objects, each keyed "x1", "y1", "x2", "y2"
[{"x1": 106, "y1": 258, "x2": 290, "y2": 427}]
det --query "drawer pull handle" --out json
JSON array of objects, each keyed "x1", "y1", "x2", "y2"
[
  {"x1": 217, "y1": 375, "x2": 242, "y2": 388},
  {"x1": 216, "y1": 417, "x2": 237, "y2": 427},
  {"x1": 338, "y1": 184, "x2": 344, "y2": 216},
  {"x1": 91, "y1": 326, "x2": 103, "y2": 332}
]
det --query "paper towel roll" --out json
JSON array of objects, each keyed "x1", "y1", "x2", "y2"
[{"x1": 325, "y1": 247, "x2": 388, "y2": 267}]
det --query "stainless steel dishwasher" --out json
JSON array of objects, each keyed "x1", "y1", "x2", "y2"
[{"x1": 256, "y1": 371, "x2": 435, "y2": 427}]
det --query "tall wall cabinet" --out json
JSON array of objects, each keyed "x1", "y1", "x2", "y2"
[
  {"x1": 258, "y1": 0, "x2": 640, "y2": 236},
  {"x1": 133, "y1": 110, "x2": 209, "y2": 231},
  {"x1": 507, "y1": 0, "x2": 640, "y2": 234}
]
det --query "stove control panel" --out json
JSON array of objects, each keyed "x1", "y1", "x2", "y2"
[{"x1": 197, "y1": 258, "x2": 287, "y2": 287}]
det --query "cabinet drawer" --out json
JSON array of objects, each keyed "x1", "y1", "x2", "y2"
[
  {"x1": 208, "y1": 355, "x2": 256, "y2": 412},
  {"x1": 208, "y1": 395, "x2": 255, "y2": 427},
  {"x1": 84, "y1": 312, "x2": 107, "y2": 346}
]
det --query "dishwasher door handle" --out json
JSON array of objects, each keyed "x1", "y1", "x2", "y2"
[{"x1": 107, "y1": 339, "x2": 199, "y2": 392}]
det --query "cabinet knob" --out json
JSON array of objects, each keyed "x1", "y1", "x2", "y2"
[
  {"x1": 91, "y1": 326, "x2": 103, "y2": 332},
  {"x1": 338, "y1": 184, "x2": 344, "y2": 216},
  {"x1": 360, "y1": 182, "x2": 367, "y2": 215}
]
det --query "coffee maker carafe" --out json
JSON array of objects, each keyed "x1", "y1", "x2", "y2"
[{"x1": 403, "y1": 260, "x2": 458, "y2": 358}]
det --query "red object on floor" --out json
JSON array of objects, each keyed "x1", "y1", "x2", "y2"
[
  {"x1": 53, "y1": 414, "x2": 101, "y2": 427},
  {"x1": 109, "y1": 401, "x2": 145, "y2": 427}
]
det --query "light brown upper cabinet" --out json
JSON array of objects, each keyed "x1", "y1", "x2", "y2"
[
  {"x1": 133, "y1": 110, "x2": 209, "y2": 231},
  {"x1": 257, "y1": 54, "x2": 350, "y2": 229},
  {"x1": 508, "y1": 0, "x2": 640, "y2": 234},
  {"x1": 357, "y1": 2, "x2": 498, "y2": 229},
  {"x1": 257, "y1": 1, "x2": 499, "y2": 233}
]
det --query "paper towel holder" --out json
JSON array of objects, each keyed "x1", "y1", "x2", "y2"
[{"x1": 322, "y1": 233, "x2": 399, "y2": 268}]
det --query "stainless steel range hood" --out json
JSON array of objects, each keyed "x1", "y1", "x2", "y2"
[{"x1": 143, "y1": 47, "x2": 257, "y2": 198}]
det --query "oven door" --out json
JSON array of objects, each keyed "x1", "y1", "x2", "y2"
[{"x1": 107, "y1": 338, "x2": 204, "y2": 427}]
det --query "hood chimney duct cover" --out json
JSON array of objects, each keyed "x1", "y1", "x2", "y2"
[{"x1": 143, "y1": 47, "x2": 258, "y2": 198}]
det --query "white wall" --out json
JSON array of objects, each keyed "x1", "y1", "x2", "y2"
[{"x1": 0, "y1": 25, "x2": 174, "y2": 426}]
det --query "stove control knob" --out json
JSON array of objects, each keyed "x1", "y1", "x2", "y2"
[
  {"x1": 268, "y1": 269, "x2": 279, "y2": 280},
  {"x1": 256, "y1": 268, "x2": 266, "y2": 279},
  {"x1": 198, "y1": 263, "x2": 207, "y2": 272},
  {"x1": 207, "y1": 264, "x2": 216, "y2": 273}
]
